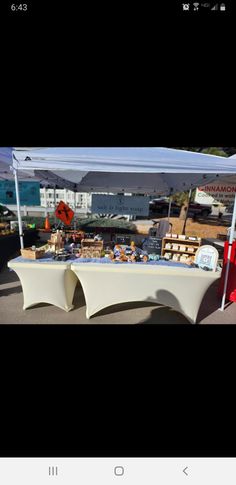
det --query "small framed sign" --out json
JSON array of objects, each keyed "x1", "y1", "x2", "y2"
[
  {"x1": 194, "y1": 245, "x2": 219, "y2": 272},
  {"x1": 143, "y1": 237, "x2": 162, "y2": 255}
]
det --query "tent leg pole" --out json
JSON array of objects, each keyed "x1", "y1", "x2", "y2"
[
  {"x1": 167, "y1": 197, "x2": 172, "y2": 222},
  {"x1": 219, "y1": 192, "x2": 236, "y2": 311},
  {"x1": 54, "y1": 185, "x2": 57, "y2": 224},
  {"x1": 13, "y1": 168, "x2": 24, "y2": 249},
  {"x1": 182, "y1": 189, "x2": 192, "y2": 235}
]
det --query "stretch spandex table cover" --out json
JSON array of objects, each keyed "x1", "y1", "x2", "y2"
[
  {"x1": 71, "y1": 262, "x2": 221, "y2": 323},
  {"x1": 8, "y1": 256, "x2": 78, "y2": 312}
]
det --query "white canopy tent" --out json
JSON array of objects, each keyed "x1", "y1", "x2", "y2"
[{"x1": 1, "y1": 146, "x2": 236, "y2": 314}]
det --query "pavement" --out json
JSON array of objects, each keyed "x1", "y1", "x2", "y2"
[{"x1": 0, "y1": 263, "x2": 236, "y2": 324}]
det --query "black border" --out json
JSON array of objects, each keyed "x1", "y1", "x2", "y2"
[{"x1": 1, "y1": 7, "x2": 236, "y2": 457}]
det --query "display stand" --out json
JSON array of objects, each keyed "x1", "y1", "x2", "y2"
[{"x1": 162, "y1": 236, "x2": 201, "y2": 262}]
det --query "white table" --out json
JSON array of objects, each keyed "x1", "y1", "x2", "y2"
[
  {"x1": 8, "y1": 257, "x2": 78, "y2": 312},
  {"x1": 71, "y1": 262, "x2": 221, "y2": 323}
]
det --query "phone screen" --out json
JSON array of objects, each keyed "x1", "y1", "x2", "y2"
[{"x1": 0, "y1": 2, "x2": 235, "y2": 483}]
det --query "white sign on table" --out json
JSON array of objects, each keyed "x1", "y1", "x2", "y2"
[
  {"x1": 91, "y1": 194, "x2": 150, "y2": 216},
  {"x1": 195, "y1": 245, "x2": 219, "y2": 272}
]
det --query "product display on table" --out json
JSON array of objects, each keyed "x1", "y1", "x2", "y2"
[
  {"x1": 20, "y1": 247, "x2": 45, "y2": 259},
  {"x1": 94, "y1": 234, "x2": 103, "y2": 241},
  {"x1": 162, "y1": 235, "x2": 202, "y2": 262},
  {"x1": 164, "y1": 252, "x2": 172, "y2": 260},
  {"x1": 115, "y1": 235, "x2": 131, "y2": 246},
  {"x1": 130, "y1": 241, "x2": 144, "y2": 259},
  {"x1": 52, "y1": 250, "x2": 72, "y2": 261},
  {"x1": 110, "y1": 246, "x2": 129, "y2": 262},
  {"x1": 81, "y1": 239, "x2": 104, "y2": 258},
  {"x1": 195, "y1": 245, "x2": 219, "y2": 271},
  {"x1": 7, "y1": 244, "x2": 222, "y2": 322},
  {"x1": 148, "y1": 253, "x2": 160, "y2": 261},
  {"x1": 47, "y1": 230, "x2": 65, "y2": 252}
]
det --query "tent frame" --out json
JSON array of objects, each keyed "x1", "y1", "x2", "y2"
[
  {"x1": 10, "y1": 149, "x2": 236, "y2": 314},
  {"x1": 219, "y1": 192, "x2": 236, "y2": 311},
  {"x1": 13, "y1": 167, "x2": 24, "y2": 249}
]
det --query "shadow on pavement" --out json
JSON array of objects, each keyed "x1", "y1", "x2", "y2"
[
  {"x1": 141, "y1": 289, "x2": 190, "y2": 324},
  {"x1": 0, "y1": 285, "x2": 22, "y2": 297},
  {"x1": 139, "y1": 306, "x2": 190, "y2": 324},
  {"x1": 92, "y1": 301, "x2": 156, "y2": 318},
  {"x1": 0, "y1": 269, "x2": 19, "y2": 285},
  {"x1": 89, "y1": 287, "x2": 194, "y2": 323},
  {"x1": 72, "y1": 284, "x2": 86, "y2": 309},
  {"x1": 196, "y1": 280, "x2": 222, "y2": 322},
  {"x1": 193, "y1": 216, "x2": 230, "y2": 227}
]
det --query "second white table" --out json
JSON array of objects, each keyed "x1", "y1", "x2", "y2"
[{"x1": 71, "y1": 262, "x2": 221, "y2": 323}]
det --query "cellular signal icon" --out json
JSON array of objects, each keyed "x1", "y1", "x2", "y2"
[
  {"x1": 211, "y1": 3, "x2": 219, "y2": 9},
  {"x1": 193, "y1": 2, "x2": 199, "y2": 10}
]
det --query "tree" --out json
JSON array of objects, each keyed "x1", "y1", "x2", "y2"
[
  {"x1": 172, "y1": 147, "x2": 229, "y2": 233},
  {"x1": 172, "y1": 190, "x2": 190, "y2": 221},
  {"x1": 200, "y1": 147, "x2": 228, "y2": 157}
]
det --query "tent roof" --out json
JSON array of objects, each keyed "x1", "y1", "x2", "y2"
[
  {"x1": 12, "y1": 147, "x2": 236, "y2": 173},
  {"x1": 0, "y1": 148, "x2": 76, "y2": 189},
  {"x1": 1, "y1": 147, "x2": 236, "y2": 195}
]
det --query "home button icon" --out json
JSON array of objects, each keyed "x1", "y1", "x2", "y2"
[{"x1": 114, "y1": 466, "x2": 125, "y2": 476}]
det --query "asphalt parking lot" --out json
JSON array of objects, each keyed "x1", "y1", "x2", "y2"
[{"x1": 1, "y1": 264, "x2": 235, "y2": 325}]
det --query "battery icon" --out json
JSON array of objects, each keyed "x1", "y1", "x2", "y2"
[{"x1": 220, "y1": 3, "x2": 226, "y2": 10}]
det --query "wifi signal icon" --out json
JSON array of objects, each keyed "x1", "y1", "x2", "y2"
[{"x1": 193, "y1": 2, "x2": 200, "y2": 10}]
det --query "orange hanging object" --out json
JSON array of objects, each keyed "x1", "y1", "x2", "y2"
[
  {"x1": 45, "y1": 216, "x2": 51, "y2": 231},
  {"x1": 55, "y1": 200, "x2": 74, "y2": 226}
]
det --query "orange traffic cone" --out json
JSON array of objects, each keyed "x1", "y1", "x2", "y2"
[{"x1": 45, "y1": 216, "x2": 51, "y2": 231}]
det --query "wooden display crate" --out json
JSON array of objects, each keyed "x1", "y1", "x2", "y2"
[
  {"x1": 81, "y1": 239, "x2": 103, "y2": 248},
  {"x1": 21, "y1": 248, "x2": 45, "y2": 259},
  {"x1": 162, "y1": 236, "x2": 201, "y2": 261},
  {"x1": 81, "y1": 239, "x2": 104, "y2": 258}
]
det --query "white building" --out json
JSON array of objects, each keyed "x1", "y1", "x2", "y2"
[{"x1": 40, "y1": 188, "x2": 92, "y2": 210}]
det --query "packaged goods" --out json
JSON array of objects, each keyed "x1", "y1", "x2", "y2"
[
  {"x1": 171, "y1": 234, "x2": 178, "y2": 238},
  {"x1": 81, "y1": 238, "x2": 104, "y2": 258},
  {"x1": 187, "y1": 247, "x2": 195, "y2": 252},
  {"x1": 48, "y1": 230, "x2": 65, "y2": 252},
  {"x1": 165, "y1": 243, "x2": 172, "y2": 249},
  {"x1": 164, "y1": 252, "x2": 172, "y2": 260},
  {"x1": 173, "y1": 254, "x2": 180, "y2": 261},
  {"x1": 179, "y1": 235, "x2": 186, "y2": 240},
  {"x1": 179, "y1": 245, "x2": 186, "y2": 252},
  {"x1": 172, "y1": 244, "x2": 179, "y2": 251}
]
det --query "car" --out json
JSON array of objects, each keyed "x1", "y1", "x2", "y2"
[{"x1": 149, "y1": 198, "x2": 212, "y2": 217}]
